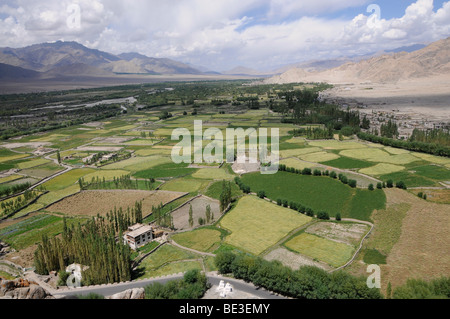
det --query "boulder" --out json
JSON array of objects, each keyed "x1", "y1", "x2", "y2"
[
  {"x1": 106, "y1": 288, "x2": 145, "y2": 299},
  {"x1": 0, "y1": 278, "x2": 53, "y2": 299}
]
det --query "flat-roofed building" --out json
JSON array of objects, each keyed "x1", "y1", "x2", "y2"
[{"x1": 123, "y1": 223, "x2": 153, "y2": 250}]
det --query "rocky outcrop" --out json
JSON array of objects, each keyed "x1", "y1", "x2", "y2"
[
  {"x1": 106, "y1": 288, "x2": 145, "y2": 300},
  {"x1": 0, "y1": 278, "x2": 54, "y2": 299}
]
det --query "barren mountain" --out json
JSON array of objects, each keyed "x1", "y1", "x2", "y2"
[
  {"x1": 266, "y1": 37, "x2": 450, "y2": 84},
  {"x1": 0, "y1": 41, "x2": 202, "y2": 77}
]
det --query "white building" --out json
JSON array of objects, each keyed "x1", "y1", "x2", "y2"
[{"x1": 123, "y1": 224, "x2": 153, "y2": 250}]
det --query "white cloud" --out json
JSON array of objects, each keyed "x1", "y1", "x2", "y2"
[{"x1": 0, "y1": 0, "x2": 449, "y2": 70}]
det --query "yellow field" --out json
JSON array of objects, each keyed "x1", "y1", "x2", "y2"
[
  {"x1": 191, "y1": 168, "x2": 234, "y2": 180},
  {"x1": 298, "y1": 151, "x2": 340, "y2": 163},
  {"x1": 83, "y1": 169, "x2": 131, "y2": 182},
  {"x1": 284, "y1": 233, "x2": 355, "y2": 268},
  {"x1": 100, "y1": 155, "x2": 171, "y2": 171},
  {"x1": 0, "y1": 175, "x2": 23, "y2": 184},
  {"x1": 279, "y1": 158, "x2": 315, "y2": 170},
  {"x1": 220, "y1": 196, "x2": 312, "y2": 255},
  {"x1": 0, "y1": 153, "x2": 29, "y2": 163},
  {"x1": 308, "y1": 140, "x2": 367, "y2": 150},
  {"x1": 280, "y1": 147, "x2": 322, "y2": 158},
  {"x1": 340, "y1": 148, "x2": 419, "y2": 165},
  {"x1": 17, "y1": 158, "x2": 52, "y2": 170},
  {"x1": 359, "y1": 163, "x2": 405, "y2": 176}
]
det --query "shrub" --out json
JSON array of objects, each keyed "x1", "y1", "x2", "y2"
[
  {"x1": 376, "y1": 182, "x2": 383, "y2": 190},
  {"x1": 257, "y1": 190, "x2": 266, "y2": 199},
  {"x1": 276, "y1": 199, "x2": 283, "y2": 206},
  {"x1": 282, "y1": 200, "x2": 289, "y2": 208},
  {"x1": 396, "y1": 181, "x2": 407, "y2": 190},
  {"x1": 316, "y1": 211, "x2": 330, "y2": 220},
  {"x1": 329, "y1": 171, "x2": 337, "y2": 179},
  {"x1": 368, "y1": 184, "x2": 374, "y2": 191},
  {"x1": 348, "y1": 179, "x2": 357, "y2": 188},
  {"x1": 305, "y1": 207, "x2": 314, "y2": 217},
  {"x1": 386, "y1": 180, "x2": 394, "y2": 188},
  {"x1": 302, "y1": 168, "x2": 312, "y2": 175},
  {"x1": 418, "y1": 192, "x2": 423, "y2": 199},
  {"x1": 335, "y1": 213, "x2": 341, "y2": 221},
  {"x1": 313, "y1": 169, "x2": 322, "y2": 176}
]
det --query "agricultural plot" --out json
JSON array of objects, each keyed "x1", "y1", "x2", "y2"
[
  {"x1": 16, "y1": 158, "x2": 52, "y2": 170},
  {"x1": 191, "y1": 168, "x2": 235, "y2": 180},
  {"x1": 133, "y1": 162, "x2": 196, "y2": 179},
  {"x1": 321, "y1": 157, "x2": 373, "y2": 169},
  {"x1": 298, "y1": 151, "x2": 340, "y2": 163},
  {"x1": 137, "y1": 244, "x2": 203, "y2": 280},
  {"x1": 171, "y1": 196, "x2": 220, "y2": 231},
  {"x1": 241, "y1": 172, "x2": 386, "y2": 221},
  {"x1": 279, "y1": 158, "x2": 315, "y2": 171},
  {"x1": 280, "y1": 147, "x2": 322, "y2": 158},
  {"x1": 308, "y1": 140, "x2": 367, "y2": 150},
  {"x1": 284, "y1": 233, "x2": 355, "y2": 268},
  {"x1": 264, "y1": 247, "x2": 331, "y2": 271},
  {"x1": 359, "y1": 163, "x2": 405, "y2": 176},
  {"x1": 100, "y1": 155, "x2": 172, "y2": 172},
  {"x1": 0, "y1": 214, "x2": 84, "y2": 250},
  {"x1": 205, "y1": 180, "x2": 242, "y2": 200},
  {"x1": 0, "y1": 175, "x2": 23, "y2": 184},
  {"x1": 340, "y1": 148, "x2": 419, "y2": 165},
  {"x1": 220, "y1": 196, "x2": 312, "y2": 255},
  {"x1": 41, "y1": 168, "x2": 94, "y2": 191},
  {"x1": 305, "y1": 221, "x2": 369, "y2": 246},
  {"x1": 171, "y1": 228, "x2": 222, "y2": 253},
  {"x1": 19, "y1": 164, "x2": 65, "y2": 179},
  {"x1": 160, "y1": 178, "x2": 207, "y2": 193},
  {"x1": 46, "y1": 190, "x2": 187, "y2": 217}
]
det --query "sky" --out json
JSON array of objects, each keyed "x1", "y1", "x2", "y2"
[{"x1": 0, "y1": 0, "x2": 449, "y2": 71}]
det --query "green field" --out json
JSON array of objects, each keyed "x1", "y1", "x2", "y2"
[
  {"x1": 322, "y1": 157, "x2": 373, "y2": 169},
  {"x1": 171, "y1": 228, "x2": 222, "y2": 253},
  {"x1": 205, "y1": 180, "x2": 242, "y2": 200},
  {"x1": 220, "y1": 196, "x2": 312, "y2": 255},
  {"x1": 0, "y1": 214, "x2": 84, "y2": 250},
  {"x1": 133, "y1": 162, "x2": 196, "y2": 179},
  {"x1": 284, "y1": 233, "x2": 355, "y2": 268}
]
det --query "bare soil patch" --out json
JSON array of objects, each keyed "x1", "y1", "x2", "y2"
[
  {"x1": 380, "y1": 189, "x2": 450, "y2": 290},
  {"x1": 305, "y1": 222, "x2": 369, "y2": 246},
  {"x1": 46, "y1": 190, "x2": 186, "y2": 217},
  {"x1": 171, "y1": 196, "x2": 221, "y2": 231},
  {"x1": 264, "y1": 247, "x2": 331, "y2": 271}
]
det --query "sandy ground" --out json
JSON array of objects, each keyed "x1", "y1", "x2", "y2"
[{"x1": 322, "y1": 75, "x2": 450, "y2": 122}]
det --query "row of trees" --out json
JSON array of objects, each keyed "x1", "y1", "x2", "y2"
[
  {"x1": 78, "y1": 175, "x2": 156, "y2": 191},
  {"x1": 409, "y1": 128, "x2": 450, "y2": 147},
  {"x1": 219, "y1": 180, "x2": 233, "y2": 213},
  {"x1": 0, "y1": 188, "x2": 44, "y2": 217},
  {"x1": 215, "y1": 251, "x2": 382, "y2": 299},
  {"x1": 105, "y1": 201, "x2": 143, "y2": 233},
  {"x1": 357, "y1": 132, "x2": 450, "y2": 157},
  {"x1": 0, "y1": 181, "x2": 32, "y2": 198},
  {"x1": 34, "y1": 216, "x2": 133, "y2": 286},
  {"x1": 153, "y1": 202, "x2": 174, "y2": 229}
]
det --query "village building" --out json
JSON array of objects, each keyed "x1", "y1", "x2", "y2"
[
  {"x1": 123, "y1": 223, "x2": 153, "y2": 250},
  {"x1": 82, "y1": 153, "x2": 97, "y2": 164}
]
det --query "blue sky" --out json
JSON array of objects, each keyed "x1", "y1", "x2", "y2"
[{"x1": 0, "y1": 0, "x2": 449, "y2": 71}]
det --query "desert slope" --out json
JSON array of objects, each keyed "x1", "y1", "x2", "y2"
[{"x1": 266, "y1": 37, "x2": 450, "y2": 85}]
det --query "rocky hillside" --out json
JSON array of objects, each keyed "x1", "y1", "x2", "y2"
[
  {"x1": 266, "y1": 37, "x2": 450, "y2": 84},
  {"x1": 0, "y1": 41, "x2": 202, "y2": 78}
]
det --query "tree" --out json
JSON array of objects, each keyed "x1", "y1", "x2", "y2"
[
  {"x1": 335, "y1": 213, "x2": 341, "y2": 221},
  {"x1": 317, "y1": 211, "x2": 330, "y2": 220},
  {"x1": 205, "y1": 204, "x2": 211, "y2": 224},
  {"x1": 396, "y1": 181, "x2": 407, "y2": 190},
  {"x1": 257, "y1": 190, "x2": 266, "y2": 199},
  {"x1": 188, "y1": 204, "x2": 194, "y2": 228},
  {"x1": 368, "y1": 184, "x2": 374, "y2": 191},
  {"x1": 57, "y1": 150, "x2": 61, "y2": 164},
  {"x1": 386, "y1": 179, "x2": 394, "y2": 188},
  {"x1": 376, "y1": 182, "x2": 383, "y2": 190}
]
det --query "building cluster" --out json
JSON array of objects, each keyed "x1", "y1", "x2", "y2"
[
  {"x1": 359, "y1": 109, "x2": 449, "y2": 139},
  {"x1": 82, "y1": 153, "x2": 118, "y2": 165}
]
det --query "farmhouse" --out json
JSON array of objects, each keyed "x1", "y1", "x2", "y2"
[
  {"x1": 123, "y1": 223, "x2": 153, "y2": 250},
  {"x1": 82, "y1": 153, "x2": 97, "y2": 164}
]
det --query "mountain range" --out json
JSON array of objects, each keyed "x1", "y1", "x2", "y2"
[
  {"x1": 0, "y1": 41, "x2": 202, "y2": 79},
  {"x1": 266, "y1": 38, "x2": 450, "y2": 84}
]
